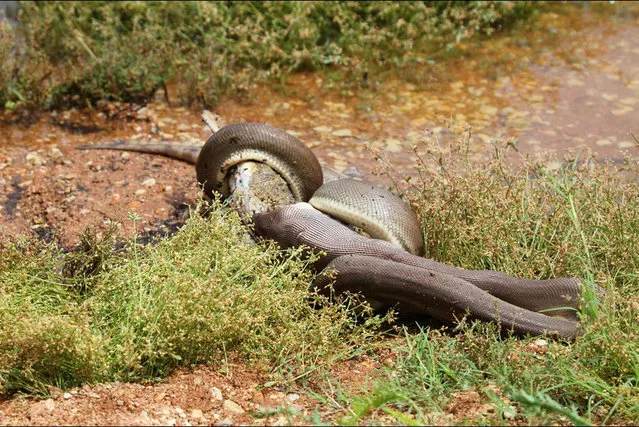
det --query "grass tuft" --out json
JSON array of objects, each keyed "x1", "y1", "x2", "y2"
[
  {"x1": 0, "y1": 200, "x2": 388, "y2": 395},
  {"x1": 0, "y1": 1, "x2": 538, "y2": 111}
]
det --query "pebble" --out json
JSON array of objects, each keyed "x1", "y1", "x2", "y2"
[
  {"x1": 595, "y1": 139, "x2": 612, "y2": 147},
  {"x1": 142, "y1": 177, "x2": 156, "y2": 187},
  {"x1": 26, "y1": 152, "x2": 44, "y2": 166},
  {"x1": 502, "y1": 405, "x2": 518, "y2": 420},
  {"x1": 480, "y1": 105, "x2": 499, "y2": 116},
  {"x1": 285, "y1": 393, "x2": 300, "y2": 402},
  {"x1": 533, "y1": 338, "x2": 548, "y2": 347},
  {"x1": 618, "y1": 140, "x2": 635, "y2": 149},
  {"x1": 612, "y1": 106, "x2": 633, "y2": 116},
  {"x1": 48, "y1": 148, "x2": 64, "y2": 159},
  {"x1": 191, "y1": 409, "x2": 204, "y2": 420},
  {"x1": 135, "y1": 189, "x2": 147, "y2": 196},
  {"x1": 216, "y1": 418, "x2": 233, "y2": 426},
  {"x1": 63, "y1": 393, "x2": 72, "y2": 400},
  {"x1": 312, "y1": 125, "x2": 332, "y2": 133},
  {"x1": 223, "y1": 399, "x2": 244, "y2": 414},
  {"x1": 331, "y1": 128, "x2": 353, "y2": 137},
  {"x1": 566, "y1": 77, "x2": 585, "y2": 87},
  {"x1": 210, "y1": 386, "x2": 223, "y2": 401},
  {"x1": 384, "y1": 138, "x2": 403, "y2": 153}
]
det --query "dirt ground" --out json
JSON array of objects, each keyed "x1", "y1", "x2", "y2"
[
  {"x1": 0, "y1": 94, "x2": 510, "y2": 425},
  {"x1": 0, "y1": 355, "x2": 382, "y2": 426}
]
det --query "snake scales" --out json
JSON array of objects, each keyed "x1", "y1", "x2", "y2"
[{"x1": 79, "y1": 118, "x2": 587, "y2": 339}]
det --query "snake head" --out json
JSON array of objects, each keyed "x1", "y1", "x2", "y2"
[{"x1": 252, "y1": 203, "x2": 317, "y2": 249}]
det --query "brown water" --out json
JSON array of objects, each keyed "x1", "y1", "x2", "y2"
[
  {"x1": 3, "y1": 3, "x2": 638, "y2": 174},
  {"x1": 1, "y1": 2, "x2": 638, "y2": 244}
]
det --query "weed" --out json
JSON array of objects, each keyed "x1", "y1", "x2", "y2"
[
  {"x1": 356, "y1": 121, "x2": 639, "y2": 424},
  {"x1": 0, "y1": 1, "x2": 538, "y2": 111},
  {"x1": 0, "y1": 200, "x2": 388, "y2": 395}
]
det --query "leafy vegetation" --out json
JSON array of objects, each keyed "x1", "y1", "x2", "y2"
[
  {"x1": 1, "y1": 124, "x2": 638, "y2": 424},
  {"x1": 348, "y1": 124, "x2": 639, "y2": 425},
  {"x1": 1, "y1": 1, "x2": 637, "y2": 424},
  {"x1": 0, "y1": 202, "x2": 389, "y2": 395},
  {"x1": 0, "y1": 1, "x2": 538, "y2": 110}
]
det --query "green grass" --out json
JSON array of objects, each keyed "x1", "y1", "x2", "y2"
[
  {"x1": 0, "y1": 200, "x2": 390, "y2": 395},
  {"x1": 2, "y1": 124, "x2": 637, "y2": 425},
  {"x1": 0, "y1": 1, "x2": 539, "y2": 111},
  {"x1": 337, "y1": 126, "x2": 639, "y2": 425}
]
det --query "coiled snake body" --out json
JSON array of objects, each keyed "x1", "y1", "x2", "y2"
[{"x1": 79, "y1": 119, "x2": 586, "y2": 339}]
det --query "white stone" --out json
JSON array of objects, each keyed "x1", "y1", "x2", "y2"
[
  {"x1": 210, "y1": 386, "x2": 223, "y2": 401},
  {"x1": 223, "y1": 399, "x2": 244, "y2": 414},
  {"x1": 331, "y1": 129, "x2": 353, "y2": 138}
]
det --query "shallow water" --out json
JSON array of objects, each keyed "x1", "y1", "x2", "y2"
[
  {"x1": 3, "y1": 3, "x2": 638, "y2": 175},
  {"x1": 1, "y1": 2, "x2": 638, "y2": 244}
]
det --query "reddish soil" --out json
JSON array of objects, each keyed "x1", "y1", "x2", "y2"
[
  {"x1": 0, "y1": 97, "x2": 403, "y2": 426},
  {"x1": 0, "y1": 354, "x2": 390, "y2": 426}
]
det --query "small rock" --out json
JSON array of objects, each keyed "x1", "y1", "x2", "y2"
[
  {"x1": 612, "y1": 106, "x2": 633, "y2": 116},
  {"x1": 163, "y1": 185, "x2": 173, "y2": 193},
  {"x1": 43, "y1": 399, "x2": 55, "y2": 411},
  {"x1": 116, "y1": 400, "x2": 124, "y2": 406},
  {"x1": 384, "y1": 138, "x2": 403, "y2": 153},
  {"x1": 48, "y1": 147, "x2": 64, "y2": 159},
  {"x1": 80, "y1": 209, "x2": 90, "y2": 215},
  {"x1": 191, "y1": 409, "x2": 204, "y2": 420},
  {"x1": 618, "y1": 140, "x2": 635, "y2": 149},
  {"x1": 216, "y1": 418, "x2": 233, "y2": 426},
  {"x1": 312, "y1": 125, "x2": 332, "y2": 133},
  {"x1": 533, "y1": 338, "x2": 548, "y2": 347},
  {"x1": 285, "y1": 393, "x2": 300, "y2": 402},
  {"x1": 450, "y1": 81, "x2": 465, "y2": 91},
  {"x1": 595, "y1": 139, "x2": 612, "y2": 147},
  {"x1": 210, "y1": 386, "x2": 223, "y2": 401},
  {"x1": 26, "y1": 152, "x2": 44, "y2": 166},
  {"x1": 142, "y1": 177, "x2": 156, "y2": 187},
  {"x1": 135, "y1": 189, "x2": 147, "y2": 196},
  {"x1": 480, "y1": 105, "x2": 499, "y2": 116},
  {"x1": 273, "y1": 415, "x2": 288, "y2": 426},
  {"x1": 502, "y1": 405, "x2": 518, "y2": 420},
  {"x1": 138, "y1": 410, "x2": 154, "y2": 424},
  {"x1": 136, "y1": 107, "x2": 151, "y2": 121},
  {"x1": 63, "y1": 392, "x2": 73, "y2": 400},
  {"x1": 251, "y1": 390, "x2": 264, "y2": 403},
  {"x1": 46, "y1": 386, "x2": 63, "y2": 400},
  {"x1": 566, "y1": 77, "x2": 585, "y2": 87},
  {"x1": 223, "y1": 399, "x2": 245, "y2": 414},
  {"x1": 331, "y1": 128, "x2": 353, "y2": 138},
  {"x1": 176, "y1": 407, "x2": 186, "y2": 419}
]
